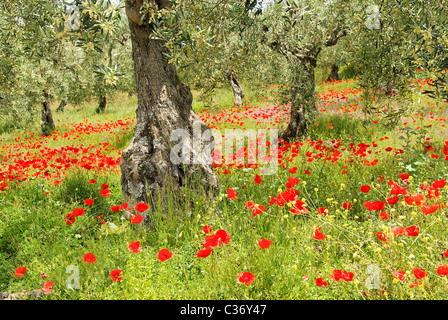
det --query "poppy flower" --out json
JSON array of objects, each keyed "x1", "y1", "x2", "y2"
[
  {"x1": 398, "y1": 173, "x2": 410, "y2": 181},
  {"x1": 443, "y1": 249, "x2": 448, "y2": 258},
  {"x1": 128, "y1": 241, "x2": 143, "y2": 253},
  {"x1": 258, "y1": 239, "x2": 273, "y2": 249},
  {"x1": 110, "y1": 205, "x2": 121, "y2": 212},
  {"x1": 90, "y1": 179, "x2": 97, "y2": 184},
  {"x1": 42, "y1": 280, "x2": 53, "y2": 294},
  {"x1": 72, "y1": 208, "x2": 85, "y2": 217},
  {"x1": 437, "y1": 266, "x2": 448, "y2": 275},
  {"x1": 197, "y1": 248, "x2": 212, "y2": 258},
  {"x1": 238, "y1": 272, "x2": 255, "y2": 286},
  {"x1": 305, "y1": 170, "x2": 311, "y2": 175},
  {"x1": 15, "y1": 266, "x2": 27, "y2": 277},
  {"x1": 84, "y1": 199, "x2": 94, "y2": 206},
  {"x1": 285, "y1": 177, "x2": 300, "y2": 188},
  {"x1": 315, "y1": 277, "x2": 328, "y2": 287},
  {"x1": 110, "y1": 269, "x2": 122, "y2": 282},
  {"x1": 227, "y1": 188, "x2": 238, "y2": 200},
  {"x1": 131, "y1": 214, "x2": 144, "y2": 224},
  {"x1": 101, "y1": 183, "x2": 109, "y2": 190},
  {"x1": 65, "y1": 212, "x2": 76, "y2": 225},
  {"x1": 378, "y1": 212, "x2": 390, "y2": 220},
  {"x1": 313, "y1": 227, "x2": 326, "y2": 240},
  {"x1": 254, "y1": 174, "x2": 262, "y2": 185},
  {"x1": 317, "y1": 207, "x2": 329, "y2": 215},
  {"x1": 410, "y1": 281, "x2": 422, "y2": 288},
  {"x1": 134, "y1": 202, "x2": 149, "y2": 213},
  {"x1": 251, "y1": 204, "x2": 265, "y2": 217},
  {"x1": 360, "y1": 185, "x2": 371, "y2": 193},
  {"x1": 387, "y1": 196, "x2": 399, "y2": 205},
  {"x1": 393, "y1": 271, "x2": 406, "y2": 281},
  {"x1": 405, "y1": 226, "x2": 419, "y2": 237},
  {"x1": 158, "y1": 248, "x2": 173, "y2": 262},
  {"x1": 100, "y1": 188, "x2": 111, "y2": 197},
  {"x1": 120, "y1": 202, "x2": 131, "y2": 210},
  {"x1": 329, "y1": 269, "x2": 342, "y2": 281},
  {"x1": 341, "y1": 271, "x2": 354, "y2": 281},
  {"x1": 364, "y1": 201, "x2": 385, "y2": 211},
  {"x1": 216, "y1": 229, "x2": 231, "y2": 245},
  {"x1": 342, "y1": 202, "x2": 351, "y2": 210},
  {"x1": 391, "y1": 226, "x2": 406, "y2": 237},
  {"x1": 376, "y1": 231, "x2": 389, "y2": 242},
  {"x1": 83, "y1": 253, "x2": 96, "y2": 263},
  {"x1": 289, "y1": 167, "x2": 298, "y2": 174},
  {"x1": 420, "y1": 203, "x2": 439, "y2": 215},
  {"x1": 203, "y1": 225, "x2": 213, "y2": 234},
  {"x1": 413, "y1": 268, "x2": 427, "y2": 279}
]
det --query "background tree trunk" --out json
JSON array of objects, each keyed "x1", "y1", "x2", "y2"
[
  {"x1": 96, "y1": 94, "x2": 106, "y2": 113},
  {"x1": 327, "y1": 64, "x2": 339, "y2": 81},
  {"x1": 120, "y1": 0, "x2": 219, "y2": 228},
  {"x1": 228, "y1": 70, "x2": 245, "y2": 107},
  {"x1": 56, "y1": 99, "x2": 67, "y2": 112},
  {"x1": 41, "y1": 90, "x2": 55, "y2": 136},
  {"x1": 280, "y1": 55, "x2": 316, "y2": 142}
]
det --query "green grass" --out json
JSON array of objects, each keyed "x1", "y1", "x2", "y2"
[{"x1": 2, "y1": 80, "x2": 448, "y2": 300}]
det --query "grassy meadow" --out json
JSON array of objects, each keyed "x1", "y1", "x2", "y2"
[{"x1": 1, "y1": 78, "x2": 448, "y2": 300}]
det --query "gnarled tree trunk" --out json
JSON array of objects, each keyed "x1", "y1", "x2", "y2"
[
  {"x1": 327, "y1": 64, "x2": 339, "y2": 81},
  {"x1": 96, "y1": 94, "x2": 106, "y2": 113},
  {"x1": 228, "y1": 70, "x2": 244, "y2": 107},
  {"x1": 280, "y1": 55, "x2": 317, "y2": 142},
  {"x1": 120, "y1": 0, "x2": 219, "y2": 228},
  {"x1": 41, "y1": 90, "x2": 55, "y2": 136},
  {"x1": 56, "y1": 99, "x2": 67, "y2": 112}
]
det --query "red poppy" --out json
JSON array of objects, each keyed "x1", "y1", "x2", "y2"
[
  {"x1": 289, "y1": 167, "x2": 298, "y2": 174},
  {"x1": 203, "y1": 225, "x2": 213, "y2": 234},
  {"x1": 413, "y1": 268, "x2": 427, "y2": 279},
  {"x1": 437, "y1": 266, "x2": 448, "y2": 275},
  {"x1": 101, "y1": 183, "x2": 109, "y2": 190},
  {"x1": 393, "y1": 271, "x2": 406, "y2": 281},
  {"x1": 15, "y1": 266, "x2": 27, "y2": 277},
  {"x1": 42, "y1": 280, "x2": 53, "y2": 294},
  {"x1": 342, "y1": 202, "x2": 351, "y2": 210},
  {"x1": 444, "y1": 249, "x2": 448, "y2": 258},
  {"x1": 378, "y1": 212, "x2": 390, "y2": 220},
  {"x1": 65, "y1": 212, "x2": 76, "y2": 225},
  {"x1": 391, "y1": 226, "x2": 406, "y2": 237},
  {"x1": 90, "y1": 179, "x2": 97, "y2": 184},
  {"x1": 329, "y1": 269, "x2": 342, "y2": 281},
  {"x1": 398, "y1": 173, "x2": 410, "y2": 181},
  {"x1": 258, "y1": 239, "x2": 273, "y2": 249},
  {"x1": 387, "y1": 196, "x2": 399, "y2": 205},
  {"x1": 238, "y1": 272, "x2": 255, "y2": 286},
  {"x1": 72, "y1": 208, "x2": 85, "y2": 217},
  {"x1": 313, "y1": 227, "x2": 326, "y2": 240},
  {"x1": 360, "y1": 185, "x2": 371, "y2": 193},
  {"x1": 305, "y1": 170, "x2": 311, "y2": 175},
  {"x1": 254, "y1": 174, "x2": 262, "y2": 185},
  {"x1": 110, "y1": 205, "x2": 121, "y2": 212},
  {"x1": 110, "y1": 269, "x2": 122, "y2": 282},
  {"x1": 128, "y1": 241, "x2": 143, "y2": 253},
  {"x1": 315, "y1": 277, "x2": 328, "y2": 287},
  {"x1": 317, "y1": 207, "x2": 329, "y2": 215},
  {"x1": 216, "y1": 229, "x2": 231, "y2": 245},
  {"x1": 341, "y1": 271, "x2": 354, "y2": 281},
  {"x1": 158, "y1": 248, "x2": 173, "y2": 262},
  {"x1": 227, "y1": 188, "x2": 238, "y2": 200},
  {"x1": 131, "y1": 214, "x2": 144, "y2": 224},
  {"x1": 364, "y1": 201, "x2": 385, "y2": 211},
  {"x1": 197, "y1": 248, "x2": 212, "y2": 258},
  {"x1": 251, "y1": 204, "x2": 266, "y2": 217},
  {"x1": 376, "y1": 231, "x2": 389, "y2": 242},
  {"x1": 285, "y1": 177, "x2": 300, "y2": 188},
  {"x1": 410, "y1": 281, "x2": 422, "y2": 288},
  {"x1": 405, "y1": 226, "x2": 419, "y2": 237},
  {"x1": 100, "y1": 188, "x2": 111, "y2": 197},
  {"x1": 83, "y1": 253, "x2": 96, "y2": 263},
  {"x1": 420, "y1": 203, "x2": 439, "y2": 215},
  {"x1": 135, "y1": 202, "x2": 149, "y2": 213},
  {"x1": 432, "y1": 179, "x2": 447, "y2": 188},
  {"x1": 120, "y1": 202, "x2": 131, "y2": 210},
  {"x1": 84, "y1": 199, "x2": 94, "y2": 206}
]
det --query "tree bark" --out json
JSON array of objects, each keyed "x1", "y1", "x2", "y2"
[
  {"x1": 120, "y1": 0, "x2": 219, "y2": 228},
  {"x1": 56, "y1": 99, "x2": 67, "y2": 112},
  {"x1": 41, "y1": 90, "x2": 56, "y2": 136},
  {"x1": 228, "y1": 70, "x2": 244, "y2": 107},
  {"x1": 280, "y1": 55, "x2": 317, "y2": 142},
  {"x1": 327, "y1": 64, "x2": 339, "y2": 81},
  {"x1": 96, "y1": 94, "x2": 106, "y2": 113}
]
